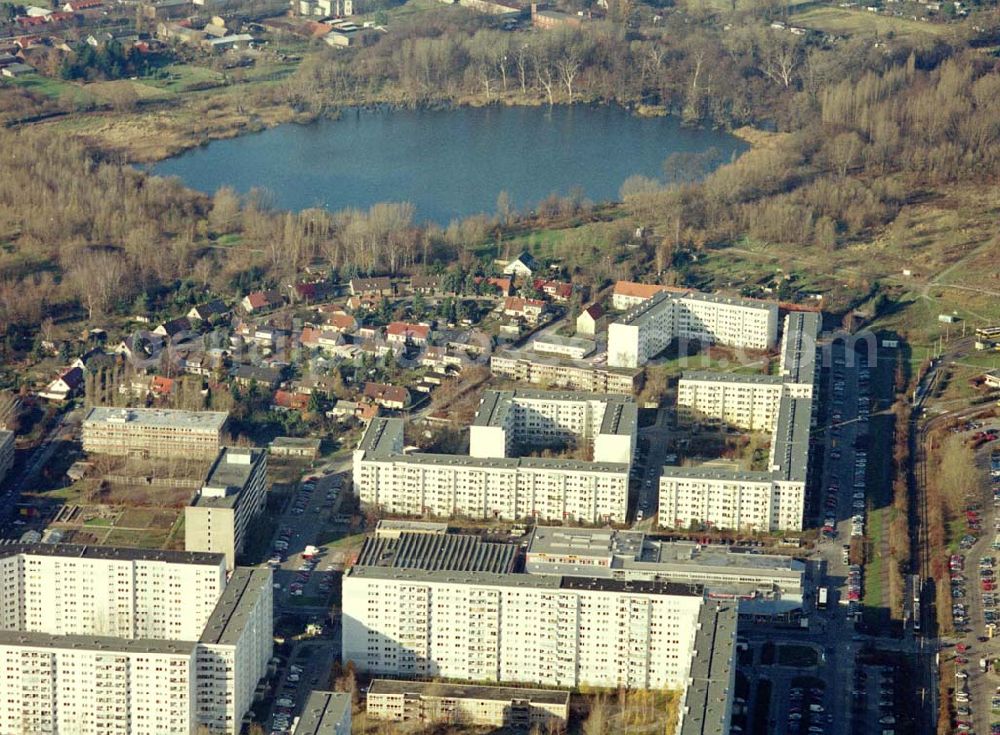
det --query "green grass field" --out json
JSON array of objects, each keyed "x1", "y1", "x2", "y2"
[{"x1": 5, "y1": 73, "x2": 96, "y2": 105}]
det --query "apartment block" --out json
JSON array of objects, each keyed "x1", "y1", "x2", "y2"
[
  {"x1": 469, "y1": 389, "x2": 636, "y2": 464},
  {"x1": 677, "y1": 373, "x2": 784, "y2": 432},
  {"x1": 0, "y1": 544, "x2": 271, "y2": 735},
  {"x1": 0, "y1": 430, "x2": 13, "y2": 489},
  {"x1": 186, "y1": 447, "x2": 269, "y2": 570},
  {"x1": 342, "y1": 530, "x2": 706, "y2": 690},
  {"x1": 659, "y1": 313, "x2": 820, "y2": 533},
  {"x1": 367, "y1": 679, "x2": 570, "y2": 730},
  {"x1": 293, "y1": 691, "x2": 352, "y2": 735},
  {"x1": 82, "y1": 407, "x2": 229, "y2": 459},
  {"x1": 490, "y1": 353, "x2": 642, "y2": 395},
  {"x1": 353, "y1": 390, "x2": 637, "y2": 524},
  {"x1": 608, "y1": 289, "x2": 779, "y2": 368}
]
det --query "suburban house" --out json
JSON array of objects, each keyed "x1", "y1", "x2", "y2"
[
  {"x1": 331, "y1": 400, "x2": 360, "y2": 419},
  {"x1": 576, "y1": 303, "x2": 604, "y2": 337},
  {"x1": 150, "y1": 375, "x2": 175, "y2": 398},
  {"x1": 475, "y1": 276, "x2": 513, "y2": 296},
  {"x1": 272, "y1": 389, "x2": 310, "y2": 412},
  {"x1": 410, "y1": 275, "x2": 442, "y2": 294},
  {"x1": 502, "y1": 296, "x2": 548, "y2": 325},
  {"x1": 324, "y1": 311, "x2": 358, "y2": 333},
  {"x1": 230, "y1": 363, "x2": 283, "y2": 389},
  {"x1": 386, "y1": 322, "x2": 431, "y2": 346},
  {"x1": 502, "y1": 251, "x2": 537, "y2": 278},
  {"x1": 153, "y1": 316, "x2": 192, "y2": 339},
  {"x1": 39, "y1": 366, "x2": 84, "y2": 402},
  {"x1": 187, "y1": 299, "x2": 230, "y2": 322},
  {"x1": 363, "y1": 382, "x2": 410, "y2": 410},
  {"x1": 349, "y1": 277, "x2": 393, "y2": 297},
  {"x1": 182, "y1": 351, "x2": 226, "y2": 377},
  {"x1": 300, "y1": 326, "x2": 343, "y2": 353},
  {"x1": 421, "y1": 346, "x2": 465, "y2": 372},
  {"x1": 289, "y1": 280, "x2": 336, "y2": 304},
  {"x1": 534, "y1": 279, "x2": 572, "y2": 302},
  {"x1": 346, "y1": 295, "x2": 381, "y2": 312},
  {"x1": 241, "y1": 289, "x2": 284, "y2": 314}
]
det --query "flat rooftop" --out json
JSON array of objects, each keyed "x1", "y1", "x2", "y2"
[
  {"x1": 526, "y1": 527, "x2": 803, "y2": 578},
  {"x1": 780, "y1": 312, "x2": 821, "y2": 385},
  {"x1": 271, "y1": 436, "x2": 321, "y2": 449},
  {"x1": 0, "y1": 629, "x2": 198, "y2": 656},
  {"x1": 347, "y1": 563, "x2": 703, "y2": 597},
  {"x1": 492, "y1": 351, "x2": 643, "y2": 378},
  {"x1": 368, "y1": 679, "x2": 570, "y2": 706},
  {"x1": 679, "y1": 603, "x2": 738, "y2": 735},
  {"x1": 770, "y1": 394, "x2": 813, "y2": 483},
  {"x1": 533, "y1": 334, "x2": 596, "y2": 350},
  {"x1": 193, "y1": 447, "x2": 265, "y2": 508},
  {"x1": 680, "y1": 371, "x2": 782, "y2": 386},
  {"x1": 199, "y1": 566, "x2": 271, "y2": 646},
  {"x1": 83, "y1": 407, "x2": 229, "y2": 432},
  {"x1": 293, "y1": 691, "x2": 351, "y2": 735},
  {"x1": 472, "y1": 388, "x2": 635, "y2": 427},
  {"x1": 355, "y1": 532, "x2": 517, "y2": 575},
  {"x1": 0, "y1": 541, "x2": 224, "y2": 567}
]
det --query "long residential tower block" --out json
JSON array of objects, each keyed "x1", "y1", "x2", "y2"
[
  {"x1": 607, "y1": 289, "x2": 779, "y2": 368},
  {"x1": 353, "y1": 390, "x2": 636, "y2": 523},
  {"x1": 659, "y1": 312, "x2": 820, "y2": 533},
  {"x1": 0, "y1": 544, "x2": 272, "y2": 735}
]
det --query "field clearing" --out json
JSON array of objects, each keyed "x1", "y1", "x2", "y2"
[
  {"x1": 5, "y1": 74, "x2": 96, "y2": 104},
  {"x1": 789, "y1": 5, "x2": 947, "y2": 39},
  {"x1": 139, "y1": 64, "x2": 224, "y2": 93},
  {"x1": 87, "y1": 79, "x2": 173, "y2": 102}
]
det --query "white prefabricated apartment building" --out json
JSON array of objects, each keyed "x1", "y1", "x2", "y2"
[
  {"x1": 607, "y1": 289, "x2": 779, "y2": 368},
  {"x1": 353, "y1": 390, "x2": 636, "y2": 524},
  {"x1": 0, "y1": 544, "x2": 272, "y2": 735},
  {"x1": 342, "y1": 530, "x2": 709, "y2": 691},
  {"x1": 659, "y1": 312, "x2": 820, "y2": 533}
]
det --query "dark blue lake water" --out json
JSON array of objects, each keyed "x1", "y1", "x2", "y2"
[{"x1": 153, "y1": 105, "x2": 746, "y2": 224}]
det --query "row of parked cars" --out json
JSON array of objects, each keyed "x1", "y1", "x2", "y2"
[
  {"x1": 786, "y1": 684, "x2": 829, "y2": 735},
  {"x1": 270, "y1": 661, "x2": 308, "y2": 733},
  {"x1": 852, "y1": 665, "x2": 896, "y2": 730},
  {"x1": 846, "y1": 564, "x2": 863, "y2": 603}
]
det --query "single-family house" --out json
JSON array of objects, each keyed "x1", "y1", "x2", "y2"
[
  {"x1": 150, "y1": 375, "x2": 175, "y2": 398},
  {"x1": 289, "y1": 280, "x2": 336, "y2": 304},
  {"x1": 331, "y1": 400, "x2": 359, "y2": 419},
  {"x1": 346, "y1": 295, "x2": 380, "y2": 312},
  {"x1": 349, "y1": 277, "x2": 392, "y2": 297},
  {"x1": 230, "y1": 363, "x2": 283, "y2": 389},
  {"x1": 576, "y1": 303, "x2": 604, "y2": 337},
  {"x1": 39, "y1": 366, "x2": 84, "y2": 402},
  {"x1": 534, "y1": 279, "x2": 572, "y2": 301},
  {"x1": 502, "y1": 296, "x2": 547, "y2": 325},
  {"x1": 410, "y1": 275, "x2": 442, "y2": 294},
  {"x1": 420, "y1": 346, "x2": 465, "y2": 372},
  {"x1": 475, "y1": 276, "x2": 513, "y2": 296},
  {"x1": 272, "y1": 389, "x2": 310, "y2": 412},
  {"x1": 241, "y1": 289, "x2": 284, "y2": 314},
  {"x1": 325, "y1": 311, "x2": 358, "y2": 333},
  {"x1": 363, "y1": 382, "x2": 409, "y2": 410},
  {"x1": 153, "y1": 316, "x2": 192, "y2": 339},
  {"x1": 502, "y1": 251, "x2": 537, "y2": 278},
  {"x1": 187, "y1": 299, "x2": 230, "y2": 322},
  {"x1": 300, "y1": 326, "x2": 343, "y2": 353},
  {"x1": 386, "y1": 321, "x2": 430, "y2": 346}
]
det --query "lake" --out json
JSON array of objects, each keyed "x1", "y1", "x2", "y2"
[{"x1": 153, "y1": 105, "x2": 747, "y2": 225}]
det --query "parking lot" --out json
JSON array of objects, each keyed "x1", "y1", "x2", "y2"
[
  {"x1": 258, "y1": 460, "x2": 356, "y2": 734},
  {"x1": 943, "y1": 433, "x2": 1000, "y2": 735},
  {"x1": 813, "y1": 341, "x2": 871, "y2": 622}
]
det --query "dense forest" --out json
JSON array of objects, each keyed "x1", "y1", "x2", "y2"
[{"x1": 2, "y1": 5, "x2": 1000, "y2": 340}]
